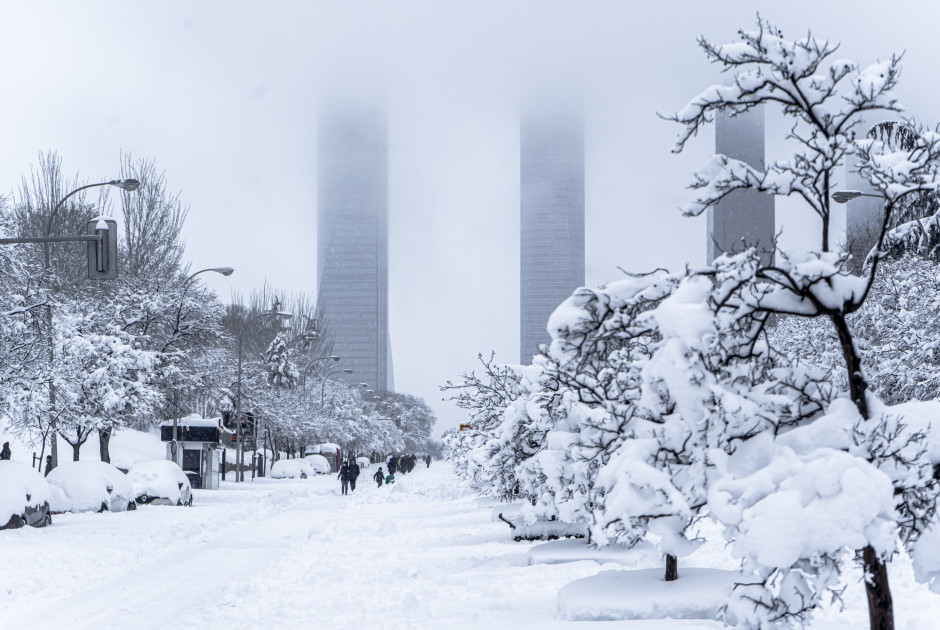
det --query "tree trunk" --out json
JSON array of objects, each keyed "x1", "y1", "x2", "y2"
[
  {"x1": 831, "y1": 313, "x2": 895, "y2": 630},
  {"x1": 72, "y1": 441, "x2": 81, "y2": 461},
  {"x1": 830, "y1": 313, "x2": 869, "y2": 418},
  {"x1": 665, "y1": 554, "x2": 678, "y2": 582},
  {"x1": 863, "y1": 545, "x2": 894, "y2": 630},
  {"x1": 98, "y1": 427, "x2": 111, "y2": 464}
]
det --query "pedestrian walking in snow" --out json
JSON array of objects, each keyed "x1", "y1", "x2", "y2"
[
  {"x1": 0, "y1": 442, "x2": 11, "y2": 460},
  {"x1": 425, "y1": 454, "x2": 431, "y2": 468},
  {"x1": 387, "y1": 457, "x2": 397, "y2": 475},
  {"x1": 374, "y1": 467, "x2": 384, "y2": 487},
  {"x1": 44, "y1": 455, "x2": 52, "y2": 476},
  {"x1": 338, "y1": 461, "x2": 352, "y2": 495},
  {"x1": 349, "y1": 458, "x2": 361, "y2": 492}
]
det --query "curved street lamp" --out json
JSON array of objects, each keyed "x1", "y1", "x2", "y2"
[
  {"x1": 168, "y1": 266, "x2": 234, "y2": 466},
  {"x1": 233, "y1": 303, "x2": 296, "y2": 482},
  {"x1": 300, "y1": 356, "x2": 341, "y2": 401},
  {"x1": 832, "y1": 189, "x2": 929, "y2": 239},
  {"x1": 44, "y1": 179, "x2": 141, "y2": 244},
  {"x1": 46, "y1": 179, "x2": 141, "y2": 470},
  {"x1": 320, "y1": 368, "x2": 354, "y2": 406}
]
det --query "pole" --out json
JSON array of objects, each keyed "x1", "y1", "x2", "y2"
[
  {"x1": 41, "y1": 179, "x2": 138, "y2": 471},
  {"x1": 236, "y1": 332, "x2": 243, "y2": 483}
]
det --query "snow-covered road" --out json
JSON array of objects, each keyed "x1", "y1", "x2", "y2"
[
  {"x1": 0, "y1": 465, "x2": 714, "y2": 629},
  {"x1": 1, "y1": 464, "x2": 936, "y2": 629}
]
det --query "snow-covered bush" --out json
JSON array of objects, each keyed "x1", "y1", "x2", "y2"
[{"x1": 662, "y1": 15, "x2": 940, "y2": 629}]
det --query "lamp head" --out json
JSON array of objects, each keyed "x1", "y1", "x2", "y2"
[
  {"x1": 832, "y1": 190, "x2": 864, "y2": 204},
  {"x1": 110, "y1": 179, "x2": 141, "y2": 192}
]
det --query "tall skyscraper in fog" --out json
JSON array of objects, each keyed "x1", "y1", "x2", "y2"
[
  {"x1": 316, "y1": 102, "x2": 393, "y2": 392},
  {"x1": 520, "y1": 108, "x2": 585, "y2": 363},
  {"x1": 708, "y1": 107, "x2": 775, "y2": 264}
]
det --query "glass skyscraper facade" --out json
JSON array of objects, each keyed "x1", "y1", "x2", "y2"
[
  {"x1": 520, "y1": 110, "x2": 585, "y2": 364},
  {"x1": 316, "y1": 102, "x2": 393, "y2": 392},
  {"x1": 708, "y1": 107, "x2": 775, "y2": 265}
]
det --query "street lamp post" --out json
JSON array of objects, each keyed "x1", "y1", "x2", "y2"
[
  {"x1": 832, "y1": 189, "x2": 929, "y2": 240},
  {"x1": 169, "y1": 266, "x2": 234, "y2": 468},
  {"x1": 320, "y1": 368, "x2": 354, "y2": 407},
  {"x1": 233, "y1": 302, "x2": 294, "y2": 482},
  {"x1": 44, "y1": 179, "x2": 140, "y2": 471},
  {"x1": 300, "y1": 356, "x2": 341, "y2": 402}
]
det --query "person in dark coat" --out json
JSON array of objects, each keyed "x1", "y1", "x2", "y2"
[
  {"x1": 387, "y1": 457, "x2": 397, "y2": 475},
  {"x1": 373, "y1": 467, "x2": 384, "y2": 487},
  {"x1": 44, "y1": 455, "x2": 53, "y2": 476},
  {"x1": 338, "y1": 461, "x2": 351, "y2": 495},
  {"x1": 348, "y1": 459, "x2": 361, "y2": 491},
  {"x1": 0, "y1": 442, "x2": 10, "y2": 460},
  {"x1": 425, "y1": 454, "x2": 432, "y2": 468}
]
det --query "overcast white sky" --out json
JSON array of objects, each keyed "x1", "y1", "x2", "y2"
[{"x1": 2, "y1": 1, "x2": 939, "y2": 435}]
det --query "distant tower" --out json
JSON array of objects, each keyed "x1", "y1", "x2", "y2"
[
  {"x1": 316, "y1": 101, "x2": 393, "y2": 392},
  {"x1": 708, "y1": 107, "x2": 775, "y2": 264},
  {"x1": 520, "y1": 106, "x2": 585, "y2": 363}
]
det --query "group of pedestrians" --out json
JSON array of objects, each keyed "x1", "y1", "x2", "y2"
[
  {"x1": 337, "y1": 458, "x2": 360, "y2": 495},
  {"x1": 339, "y1": 453, "x2": 435, "y2": 494}
]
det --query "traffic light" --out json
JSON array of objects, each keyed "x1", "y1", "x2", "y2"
[{"x1": 86, "y1": 217, "x2": 118, "y2": 280}]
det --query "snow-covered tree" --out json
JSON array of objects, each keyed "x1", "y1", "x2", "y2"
[
  {"x1": 441, "y1": 353, "x2": 524, "y2": 484},
  {"x1": 51, "y1": 303, "x2": 161, "y2": 462},
  {"x1": 665, "y1": 15, "x2": 940, "y2": 629}
]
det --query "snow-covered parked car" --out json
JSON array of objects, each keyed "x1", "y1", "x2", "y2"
[
  {"x1": 270, "y1": 458, "x2": 315, "y2": 479},
  {"x1": 356, "y1": 456, "x2": 370, "y2": 469},
  {"x1": 47, "y1": 460, "x2": 137, "y2": 514},
  {"x1": 0, "y1": 461, "x2": 52, "y2": 529},
  {"x1": 304, "y1": 454, "x2": 331, "y2": 474},
  {"x1": 127, "y1": 460, "x2": 192, "y2": 506}
]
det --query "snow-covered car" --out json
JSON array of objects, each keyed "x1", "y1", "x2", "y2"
[
  {"x1": 304, "y1": 454, "x2": 331, "y2": 474},
  {"x1": 355, "y1": 456, "x2": 370, "y2": 469},
  {"x1": 127, "y1": 460, "x2": 192, "y2": 506},
  {"x1": 270, "y1": 459, "x2": 314, "y2": 479},
  {"x1": 47, "y1": 460, "x2": 137, "y2": 514},
  {"x1": 0, "y1": 461, "x2": 52, "y2": 529}
]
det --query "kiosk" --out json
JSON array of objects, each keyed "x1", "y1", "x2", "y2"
[{"x1": 161, "y1": 415, "x2": 222, "y2": 490}]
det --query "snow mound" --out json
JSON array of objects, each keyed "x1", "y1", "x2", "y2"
[
  {"x1": 47, "y1": 460, "x2": 135, "y2": 513},
  {"x1": 303, "y1": 455, "x2": 331, "y2": 474},
  {"x1": 0, "y1": 461, "x2": 50, "y2": 524},
  {"x1": 493, "y1": 504, "x2": 588, "y2": 540},
  {"x1": 557, "y1": 567, "x2": 741, "y2": 621},
  {"x1": 528, "y1": 538, "x2": 659, "y2": 566},
  {"x1": 127, "y1": 460, "x2": 189, "y2": 503},
  {"x1": 271, "y1": 459, "x2": 316, "y2": 479}
]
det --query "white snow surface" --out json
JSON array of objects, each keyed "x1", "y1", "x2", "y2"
[
  {"x1": 2, "y1": 463, "x2": 940, "y2": 629},
  {"x1": 47, "y1": 460, "x2": 136, "y2": 513},
  {"x1": 528, "y1": 538, "x2": 660, "y2": 566},
  {"x1": 159, "y1": 413, "x2": 220, "y2": 428},
  {"x1": 557, "y1": 567, "x2": 741, "y2": 621}
]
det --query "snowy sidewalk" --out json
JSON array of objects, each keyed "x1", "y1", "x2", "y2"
[
  {"x1": 5, "y1": 464, "x2": 933, "y2": 629},
  {"x1": 0, "y1": 465, "x2": 720, "y2": 629}
]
